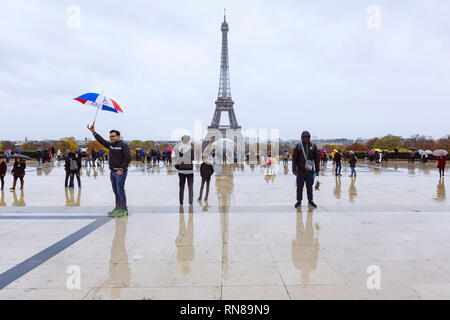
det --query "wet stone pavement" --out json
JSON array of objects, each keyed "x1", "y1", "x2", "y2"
[{"x1": 0, "y1": 160, "x2": 448, "y2": 299}]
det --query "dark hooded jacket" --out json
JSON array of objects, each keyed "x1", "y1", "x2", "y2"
[
  {"x1": 292, "y1": 142, "x2": 320, "y2": 174},
  {"x1": 93, "y1": 132, "x2": 131, "y2": 172}
]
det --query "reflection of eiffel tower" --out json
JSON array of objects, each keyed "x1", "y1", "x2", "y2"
[
  {"x1": 216, "y1": 164, "x2": 235, "y2": 280},
  {"x1": 203, "y1": 11, "x2": 244, "y2": 162}
]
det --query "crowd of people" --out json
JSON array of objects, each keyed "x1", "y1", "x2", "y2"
[{"x1": 0, "y1": 127, "x2": 447, "y2": 215}]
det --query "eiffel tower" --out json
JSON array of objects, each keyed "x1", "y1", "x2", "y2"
[{"x1": 203, "y1": 11, "x2": 244, "y2": 163}]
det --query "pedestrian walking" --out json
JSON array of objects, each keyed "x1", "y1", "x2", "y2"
[
  {"x1": 10, "y1": 158, "x2": 26, "y2": 191},
  {"x1": 349, "y1": 151, "x2": 357, "y2": 177},
  {"x1": 87, "y1": 123, "x2": 131, "y2": 217},
  {"x1": 174, "y1": 135, "x2": 194, "y2": 206},
  {"x1": 292, "y1": 131, "x2": 320, "y2": 208},
  {"x1": 438, "y1": 155, "x2": 446, "y2": 177},
  {"x1": 198, "y1": 156, "x2": 214, "y2": 201},
  {"x1": 334, "y1": 150, "x2": 342, "y2": 176}
]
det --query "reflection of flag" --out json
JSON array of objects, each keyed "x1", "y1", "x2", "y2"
[{"x1": 74, "y1": 93, "x2": 123, "y2": 113}]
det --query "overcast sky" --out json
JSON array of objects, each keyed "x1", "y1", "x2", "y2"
[{"x1": 0, "y1": 0, "x2": 449, "y2": 141}]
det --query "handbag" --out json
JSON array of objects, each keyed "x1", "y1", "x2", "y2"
[{"x1": 299, "y1": 143, "x2": 315, "y2": 172}]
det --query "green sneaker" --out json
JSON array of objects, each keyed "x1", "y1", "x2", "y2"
[
  {"x1": 108, "y1": 208, "x2": 120, "y2": 217},
  {"x1": 116, "y1": 210, "x2": 128, "y2": 217}
]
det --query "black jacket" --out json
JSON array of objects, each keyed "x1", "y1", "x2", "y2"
[
  {"x1": 200, "y1": 163, "x2": 214, "y2": 179},
  {"x1": 11, "y1": 161, "x2": 26, "y2": 176},
  {"x1": 292, "y1": 142, "x2": 320, "y2": 174},
  {"x1": 0, "y1": 162, "x2": 6, "y2": 176},
  {"x1": 349, "y1": 154, "x2": 357, "y2": 167},
  {"x1": 334, "y1": 152, "x2": 342, "y2": 163},
  {"x1": 93, "y1": 132, "x2": 131, "y2": 171}
]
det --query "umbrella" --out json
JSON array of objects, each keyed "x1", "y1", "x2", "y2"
[
  {"x1": 323, "y1": 149, "x2": 327, "y2": 153},
  {"x1": 14, "y1": 148, "x2": 23, "y2": 154},
  {"x1": 166, "y1": 147, "x2": 173, "y2": 152},
  {"x1": 425, "y1": 150, "x2": 433, "y2": 155},
  {"x1": 36, "y1": 147, "x2": 44, "y2": 151},
  {"x1": 135, "y1": 148, "x2": 143, "y2": 151},
  {"x1": 432, "y1": 149, "x2": 448, "y2": 157},
  {"x1": 418, "y1": 149, "x2": 425, "y2": 156},
  {"x1": 9, "y1": 154, "x2": 31, "y2": 160},
  {"x1": 408, "y1": 147, "x2": 417, "y2": 150},
  {"x1": 373, "y1": 148, "x2": 383, "y2": 153},
  {"x1": 74, "y1": 92, "x2": 123, "y2": 123},
  {"x1": 368, "y1": 150, "x2": 376, "y2": 156},
  {"x1": 281, "y1": 148, "x2": 288, "y2": 152}
]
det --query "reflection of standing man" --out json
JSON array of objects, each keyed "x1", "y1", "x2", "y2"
[
  {"x1": 349, "y1": 176, "x2": 357, "y2": 203},
  {"x1": 292, "y1": 207, "x2": 319, "y2": 285},
  {"x1": 292, "y1": 131, "x2": 320, "y2": 208},
  {"x1": 88, "y1": 218, "x2": 130, "y2": 299},
  {"x1": 175, "y1": 206, "x2": 194, "y2": 274}
]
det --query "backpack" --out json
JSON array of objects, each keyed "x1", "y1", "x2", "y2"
[{"x1": 70, "y1": 158, "x2": 78, "y2": 171}]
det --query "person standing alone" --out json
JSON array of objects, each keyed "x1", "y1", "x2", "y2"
[
  {"x1": 174, "y1": 135, "x2": 194, "y2": 206},
  {"x1": 198, "y1": 156, "x2": 214, "y2": 201},
  {"x1": 87, "y1": 123, "x2": 131, "y2": 217},
  {"x1": 292, "y1": 131, "x2": 320, "y2": 208}
]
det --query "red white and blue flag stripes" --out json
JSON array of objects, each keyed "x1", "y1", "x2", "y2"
[{"x1": 74, "y1": 92, "x2": 123, "y2": 113}]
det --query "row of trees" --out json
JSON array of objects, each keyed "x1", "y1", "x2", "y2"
[{"x1": 337, "y1": 134, "x2": 450, "y2": 153}]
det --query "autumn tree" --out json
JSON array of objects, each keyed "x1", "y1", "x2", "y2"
[
  {"x1": 84, "y1": 140, "x2": 108, "y2": 152},
  {"x1": 373, "y1": 135, "x2": 404, "y2": 151},
  {"x1": 57, "y1": 137, "x2": 78, "y2": 153}
]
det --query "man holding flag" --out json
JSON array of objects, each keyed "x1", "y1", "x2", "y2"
[{"x1": 87, "y1": 123, "x2": 131, "y2": 217}]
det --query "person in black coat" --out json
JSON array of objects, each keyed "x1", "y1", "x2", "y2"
[
  {"x1": 0, "y1": 157, "x2": 6, "y2": 190},
  {"x1": 65, "y1": 152, "x2": 82, "y2": 188},
  {"x1": 10, "y1": 158, "x2": 26, "y2": 190},
  {"x1": 292, "y1": 131, "x2": 320, "y2": 208},
  {"x1": 198, "y1": 156, "x2": 214, "y2": 201},
  {"x1": 334, "y1": 150, "x2": 342, "y2": 176}
]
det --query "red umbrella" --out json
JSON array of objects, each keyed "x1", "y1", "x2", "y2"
[{"x1": 166, "y1": 147, "x2": 173, "y2": 152}]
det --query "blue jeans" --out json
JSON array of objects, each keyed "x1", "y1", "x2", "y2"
[
  {"x1": 110, "y1": 170, "x2": 128, "y2": 210},
  {"x1": 296, "y1": 169, "x2": 314, "y2": 202},
  {"x1": 350, "y1": 167, "x2": 356, "y2": 175}
]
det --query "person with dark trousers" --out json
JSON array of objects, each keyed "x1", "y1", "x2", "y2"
[
  {"x1": 65, "y1": 152, "x2": 82, "y2": 188},
  {"x1": 334, "y1": 150, "x2": 342, "y2": 176},
  {"x1": 87, "y1": 123, "x2": 131, "y2": 217},
  {"x1": 438, "y1": 156, "x2": 446, "y2": 177},
  {"x1": 198, "y1": 156, "x2": 214, "y2": 201},
  {"x1": 349, "y1": 151, "x2": 358, "y2": 177},
  {"x1": 175, "y1": 135, "x2": 194, "y2": 206},
  {"x1": 0, "y1": 157, "x2": 6, "y2": 190},
  {"x1": 292, "y1": 131, "x2": 320, "y2": 208},
  {"x1": 10, "y1": 158, "x2": 26, "y2": 191}
]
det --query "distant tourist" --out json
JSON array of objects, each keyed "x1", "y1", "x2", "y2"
[
  {"x1": 292, "y1": 131, "x2": 320, "y2": 208},
  {"x1": 283, "y1": 150, "x2": 289, "y2": 165},
  {"x1": 395, "y1": 147, "x2": 399, "y2": 160},
  {"x1": 87, "y1": 123, "x2": 131, "y2": 217},
  {"x1": 334, "y1": 150, "x2": 342, "y2": 176},
  {"x1": 64, "y1": 152, "x2": 81, "y2": 188},
  {"x1": 174, "y1": 135, "x2": 194, "y2": 206},
  {"x1": 10, "y1": 158, "x2": 26, "y2": 191},
  {"x1": 0, "y1": 157, "x2": 6, "y2": 190},
  {"x1": 198, "y1": 156, "x2": 214, "y2": 201},
  {"x1": 438, "y1": 156, "x2": 446, "y2": 177},
  {"x1": 349, "y1": 151, "x2": 357, "y2": 177}
]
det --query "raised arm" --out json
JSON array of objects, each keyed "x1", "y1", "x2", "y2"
[{"x1": 87, "y1": 123, "x2": 111, "y2": 149}]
